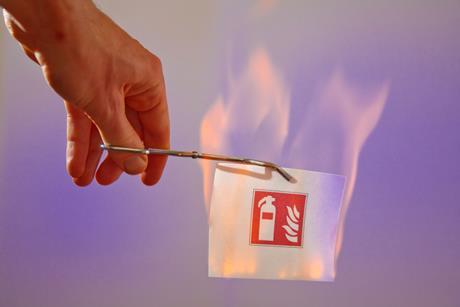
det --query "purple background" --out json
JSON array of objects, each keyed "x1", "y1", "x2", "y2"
[{"x1": 1, "y1": 1, "x2": 459, "y2": 306}]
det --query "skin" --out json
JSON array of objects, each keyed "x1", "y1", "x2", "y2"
[{"x1": 0, "y1": 0, "x2": 170, "y2": 186}]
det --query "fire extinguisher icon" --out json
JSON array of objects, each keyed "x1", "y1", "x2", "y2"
[{"x1": 258, "y1": 195, "x2": 276, "y2": 241}]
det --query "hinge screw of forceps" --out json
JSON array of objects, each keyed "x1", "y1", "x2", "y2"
[{"x1": 192, "y1": 151, "x2": 199, "y2": 159}]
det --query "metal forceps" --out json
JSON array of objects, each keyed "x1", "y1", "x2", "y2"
[{"x1": 100, "y1": 144, "x2": 294, "y2": 182}]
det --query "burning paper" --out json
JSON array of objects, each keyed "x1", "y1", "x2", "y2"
[{"x1": 208, "y1": 163, "x2": 345, "y2": 281}]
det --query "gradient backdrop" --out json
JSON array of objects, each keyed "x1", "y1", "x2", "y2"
[{"x1": 0, "y1": 1, "x2": 459, "y2": 306}]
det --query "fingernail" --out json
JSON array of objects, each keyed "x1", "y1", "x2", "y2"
[{"x1": 124, "y1": 156, "x2": 147, "y2": 174}]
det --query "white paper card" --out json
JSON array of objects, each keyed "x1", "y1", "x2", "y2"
[{"x1": 208, "y1": 163, "x2": 346, "y2": 281}]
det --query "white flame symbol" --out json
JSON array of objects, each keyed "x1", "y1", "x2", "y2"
[{"x1": 282, "y1": 205, "x2": 301, "y2": 243}]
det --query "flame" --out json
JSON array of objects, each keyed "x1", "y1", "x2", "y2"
[
  {"x1": 306, "y1": 257, "x2": 324, "y2": 280},
  {"x1": 288, "y1": 71, "x2": 389, "y2": 256},
  {"x1": 250, "y1": 0, "x2": 279, "y2": 17},
  {"x1": 221, "y1": 257, "x2": 257, "y2": 277},
  {"x1": 200, "y1": 48, "x2": 290, "y2": 213},
  {"x1": 199, "y1": 98, "x2": 229, "y2": 211},
  {"x1": 201, "y1": 47, "x2": 389, "y2": 276}
]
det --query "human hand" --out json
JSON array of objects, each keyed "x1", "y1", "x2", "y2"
[{"x1": 3, "y1": 0, "x2": 170, "y2": 186}]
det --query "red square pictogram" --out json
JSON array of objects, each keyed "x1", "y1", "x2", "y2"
[{"x1": 250, "y1": 190, "x2": 307, "y2": 247}]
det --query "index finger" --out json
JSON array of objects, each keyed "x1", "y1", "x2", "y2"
[
  {"x1": 125, "y1": 55, "x2": 170, "y2": 185},
  {"x1": 139, "y1": 89, "x2": 170, "y2": 185}
]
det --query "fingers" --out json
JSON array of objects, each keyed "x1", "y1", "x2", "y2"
[
  {"x1": 94, "y1": 106, "x2": 143, "y2": 184},
  {"x1": 66, "y1": 102, "x2": 104, "y2": 186},
  {"x1": 96, "y1": 156, "x2": 123, "y2": 185},
  {"x1": 139, "y1": 94, "x2": 170, "y2": 186},
  {"x1": 73, "y1": 124, "x2": 103, "y2": 186},
  {"x1": 125, "y1": 61, "x2": 170, "y2": 186},
  {"x1": 65, "y1": 101, "x2": 92, "y2": 179},
  {"x1": 84, "y1": 93, "x2": 148, "y2": 175}
]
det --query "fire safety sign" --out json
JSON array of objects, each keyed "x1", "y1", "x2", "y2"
[
  {"x1": 208, "y1": 163, "x2": 345, "y2": 281},
  {"x1": 250, "y1": 190, "x2": 307, "y2": 247}
]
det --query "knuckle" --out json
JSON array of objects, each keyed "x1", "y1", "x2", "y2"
[
  {"x1": 150, "y1": 53, "x2": 162, "y2": 66},
  {"x1": 83, "y1": 94, "x2": 119, "y2": 127},
  {"x1": 147, "y1": 53, "x2": 163, "y2": 74}
]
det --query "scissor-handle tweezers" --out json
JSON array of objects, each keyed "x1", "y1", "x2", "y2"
[{"x1": 100, "y1": 144, "x2": 294, "y2": 182}]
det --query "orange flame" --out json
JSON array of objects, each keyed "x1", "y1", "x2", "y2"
[
  {"x1": 250, "y1": 0, "x2": 279, "y2": 17},
  {"x1": 201, "y1": 48, "x2": 389, "y2": 265},
  {"x1": 288, "y1": 71, "x2": 389, "y2": 256},
  {"x1": 200, "y1": 48, "x2": 290, "y2": 214}
]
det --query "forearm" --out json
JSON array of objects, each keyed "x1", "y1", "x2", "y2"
[{"x1": 1, "y1": 0, "x2": 95, "y2": 50}]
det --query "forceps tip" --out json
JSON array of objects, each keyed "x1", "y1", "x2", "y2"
[{"x1": 275, "y1": 167, "x2": 295, "y2": 182}]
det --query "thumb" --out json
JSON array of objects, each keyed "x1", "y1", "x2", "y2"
[{"x1": 85, "y1": 97, "x2": 147, "y2": 175}]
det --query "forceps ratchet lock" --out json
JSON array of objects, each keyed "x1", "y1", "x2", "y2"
[{"x1": 100, "y1": 144, "x2": 294, "y2": 182}]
